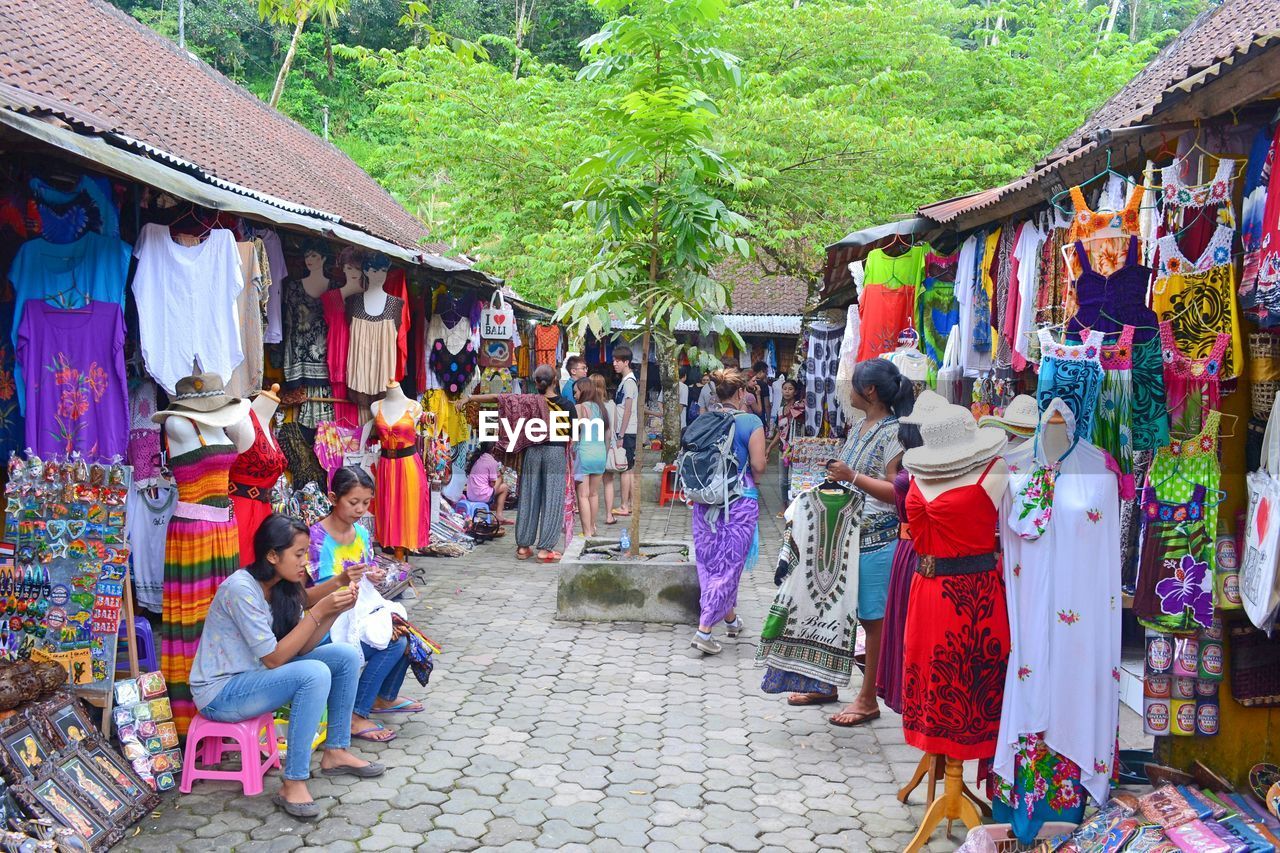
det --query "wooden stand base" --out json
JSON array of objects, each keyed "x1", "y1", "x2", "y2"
[
  {"x1": 904, "y1": 757, "x2": 984, "y2": 853},
  {"x1": 898, "y1": 753, "x2": 943, "y2": 806}
]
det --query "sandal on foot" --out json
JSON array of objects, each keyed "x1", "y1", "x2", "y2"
[
  {"x1": 321, "y1": 761, "x2": 387, "y2": 778},
  {"x1": 829, "y1": 709, "x2": 881, "y2": 727},
  {"x1": 515, "y1": 548, "x2": 533, "y2": 561},
  {"x1": 605, "y1": 515, "x2": 617, "y2": 525},
  {"x1": 351, "y1": 722, "x2": 397, "y2": 742},
  {"x1": 370, "y1": 698, "x2": 424, "y2": 714},
  {"x1": 272, "y1": 794, "x2": 320, "y2": 819},
  {"x1": 613, "y1": 508, "x2": 631, "y2": 516},
  {"x1": 537, "y1": 551, "x2": 563, "y2": 563},
  {"x1": 788, "y1": 693, "x2": 839, "y2": 706}
]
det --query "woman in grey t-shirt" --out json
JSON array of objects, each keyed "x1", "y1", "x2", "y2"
[{"x1": 190, "y1": 514, "x2": 386, "y2": 819}]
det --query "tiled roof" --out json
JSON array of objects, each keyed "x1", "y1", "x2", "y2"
[
  {"x1": 1048, "y1": 0, "x2": 1280, "y2": 160},
  {"x1": 714, "y1": 259, "x2": 811, "y2": 317},
  {"x1": 0, "y1": 0, "x2": 434, "y2": 253}
]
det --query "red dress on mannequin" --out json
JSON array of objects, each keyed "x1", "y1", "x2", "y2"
[
  {"x1": 901, "y1": 459, "x2": 1010, "y2": 760},
  {"x1": 228, "y1": 409, "x2": 288, "y2": 564}
]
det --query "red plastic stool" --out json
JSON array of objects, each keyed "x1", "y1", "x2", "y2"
[
  {"x1": 180, "y1": 711, "x2": 281, "y2": 795},
  {"x1": 658, "y1": 465, "x2": 684, "y2": 507}
]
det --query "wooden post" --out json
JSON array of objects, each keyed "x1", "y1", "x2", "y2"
[{"x1": 904, "y1": 757, "x2": 983, "y2": 853}]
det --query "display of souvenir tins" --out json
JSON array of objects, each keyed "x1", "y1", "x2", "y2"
[
  {"x1": 1143, "y1": 628, "x2": 1222, "y2": 736},
  {"x1": 2, "y1": 454, "x2": 131, "y2": 697},
  {"x1": 111, "y1": 673, "x2": 179, "y2": 790}
]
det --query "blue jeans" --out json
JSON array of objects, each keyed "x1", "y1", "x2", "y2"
[
  {"x1": 355, "y1": 638, "x2": 410, "y2": 717},
  {"x1": 201, "y1": 643, "x2": 360, "y2": 781}
]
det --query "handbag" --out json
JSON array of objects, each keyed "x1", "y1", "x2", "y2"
[
  {"x1": 391, "y1": 613, "x2": 441, "y2": 687},
  {"x1": 479, "y1": 291, "x2": 514, "y2": 341},
  {"x1": 1241, "y1": 398, "x2": 1280, "y2": 634},
  {"x1": 468, "y1": 507, "x2": 501, "y2": 541},
  {"x1": 1230, "y1": 625, "x2": 1280, "y2": 706},
  {"x1": 606, "y1": 435, "x2": 628, "y2": 473},
  {"x1": 478, "y1": 338, "x2": 513, "y2": 369}
]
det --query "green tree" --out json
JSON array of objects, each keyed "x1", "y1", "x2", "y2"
[
  {"x1": 554, "y1": 0, "x2": 749, "y2": 553},
  {"x1": 258, "y1": 0, "x2": 352, "y2": 106}
]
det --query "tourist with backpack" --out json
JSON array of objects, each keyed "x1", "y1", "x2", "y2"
[{"x1": 678, "y1": 368, "x2": 767, "y2": 655}]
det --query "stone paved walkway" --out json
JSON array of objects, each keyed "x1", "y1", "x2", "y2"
[{"x1": 122, "y1": 467, "x2": 954, "y2": 853}]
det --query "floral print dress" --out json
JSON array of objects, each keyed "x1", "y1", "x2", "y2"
[
  {"x1": 1133, "y1": 410, "x2": 1221, "y2": 633},
  {"x1": 997, "y1": 426, "x2": 1123, "y2": 843}
]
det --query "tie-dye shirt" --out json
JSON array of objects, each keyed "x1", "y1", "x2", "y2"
[{"x1": 309, "y1": 522, "x2": 371, "y2": 584}]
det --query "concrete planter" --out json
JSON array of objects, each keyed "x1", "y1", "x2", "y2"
[{"x1": 556, "y1": 536, "x2": 699, "y2": 623}]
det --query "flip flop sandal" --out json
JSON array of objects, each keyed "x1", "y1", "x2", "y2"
[
  {"x1": 515, "y1": 549, "x2": 533, "y2": 561},
  {"x1": 321, "y1": 761, "x2": 387, "y2": 779},
  {"x1": 787, "y1": 693, "x2": 839, "y2": 706},
  {"x1": 613, "y1": 508, "x2": 631, "y2": 516},
  {"x1": 606, "y1": 516, "x2": 617, "y2": 525},
  {"x1": 351, "y1": 723, "x2": 397, "y2": 742},
  {"x1": 272, "y1": 794, "x2": 321, "y2": 819},
  {"x1": 371, "y1": 699, "x2": 424, "y2": 714},
  {"x1": 538, "y1": 551, "x2": 563, "y2": 563},
  {"x1": 829, "y1": 709, "x2": 881, "y2": 728}
]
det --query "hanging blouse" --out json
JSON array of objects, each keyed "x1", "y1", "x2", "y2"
[
  {"x1": 1066, "y1": 183, "x2": 1145, "y2": 279},
  {"x1": 1161, "y1": 157, "x2": 1235, "y2": 211},
  {"x1": 915, "y1": 257, "x2": 959, "y2": 369},
  {"x1": 322, "y1": 289, "x2": 350, "y2": 400},
  {"x1": 858, "y1": 284, "x2": 916, "y2": 361},
  {"x1": 1036, "y1": 329, "x2": 1104, "y2": 440},
  {"x1": 1159, "y1": 320, "x2": 1228, "y2": 438},
  {"x1": 1153, "y1": 227, "x2": 1241, "y2": 380},
  {"x1": 282, "y1": 279, "x2": 329, "y2": 389},
  {"x1": 428, "y1": 314, "x2": 478, "y2": 395},
  {"x1": 533, "y1": 325, "x2": 561, "y2": 367},
  {"x1": 345, "y1": 294, "x2": 404, "y2": 398},
  {"x1": 1133, "y1": 409, "x2": 1222, "y2": 633}
]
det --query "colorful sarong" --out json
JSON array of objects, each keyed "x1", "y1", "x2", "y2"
[{"x1": 692, "y1": 495, "x2": 760, "y2": 626}]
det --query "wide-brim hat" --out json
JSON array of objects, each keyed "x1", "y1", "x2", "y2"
[
  {"x1": 903, "y1": 401, "x2": 1007, "y2": 478},
  {"x1": 978, "y1": 395, "x2": 1039, "y2": 437},
  {"x1": 152, "y1": 360, "x2": 248, "y2": 427}
]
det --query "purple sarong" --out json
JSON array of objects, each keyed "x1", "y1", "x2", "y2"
[{"x1": 692, "y1": 497, "x2": 759, "y2": 626}]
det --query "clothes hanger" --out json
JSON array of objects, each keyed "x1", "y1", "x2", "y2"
[
  {"x1": 1050, "y1": 150, "x2": 1142, "y2": 216},
  {"x1": 816, "y1": 477, "x2": 853, "y2": 494}
]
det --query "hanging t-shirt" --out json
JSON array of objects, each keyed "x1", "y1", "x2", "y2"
[
  {"x1": 29, "y1": 174, "x2": 119, "y2": 242},
  {"x1": 131, "y1": 223, "x2": 244, "y2": 394},
  {"x1": 7, "y1": 230, "x2": 131, "y2": 413},
  {"x1": 249, "y1": 228, "x2": 288, "y2": 345},
  {"x1": 126, "y1": 484, "x2": 178, "y2": 613},
  {"x1": 16, "y1": 300, "x2": 128, "y2": 459}
]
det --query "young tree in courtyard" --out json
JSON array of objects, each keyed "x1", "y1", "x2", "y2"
[
  {"x1": 259, "y1": 0, "x2": 351, "y2": 106},
  {"x1": 554, "y1": 0, "x2": 749, "y2": 556}
]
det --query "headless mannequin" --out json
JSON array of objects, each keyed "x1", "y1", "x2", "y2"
[
  {"x1": 301, "y1": 250, "x2": 330, "y2": 300},
  {"x1": 362, "y1": 382, "x2": 423, "y2": 560},
  {"x1": 362, "y1": 267, "x2": 390, "y2": 316},
  {"x1": 904, "y1": 455, "x2": 1009, "y2": 853},
  {"x1": 1038, "y1": 407, "x2": 1072, "y2": 462},
  {"x1": 250, "y1": 384, "x2": 281, "y2": 450},
  {"x1": 163, "y1": 411, "x2": 254, "y2": 458},
  {"x1": 340, "y1": 262, "x2": 365, "y2": 300}
]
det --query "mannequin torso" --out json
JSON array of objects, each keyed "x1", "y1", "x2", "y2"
[
  {"x1": 913, "y1": 457, "x2": 1009, "y2": 505},
  {"x1": 301, "y1": 255, "x2": 329, "y2": 299},
  {"x1": 163, "y1": 416, "x2": 253, "y2": 457},
  {"x1": 250, "y1": 385, "x2": 281, "y2": 450},
  {"x1": 362, "y1": 268, "x2": 389, "y2": 316},
  {"x1": 362, "y1": 382, "x2": 421, "y2": 447},
  {"x1": 340, "y1": 264, "x2": 365, "y2": 300},
  {"x1": 1037, "y1": 415, "x2": 1072, "y2": 463}
]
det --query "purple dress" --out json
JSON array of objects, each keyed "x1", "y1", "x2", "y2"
[
  {"x1": 17, "y1": 299, "x2": 128, "y2": 459},
  {"x1": 875, "y1": 468, "x2": 916, "y2": 714}
]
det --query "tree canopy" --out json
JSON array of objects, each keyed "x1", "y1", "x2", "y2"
[{"x1": 114, "y1": 0, "x2": 1205, "y2": 305}]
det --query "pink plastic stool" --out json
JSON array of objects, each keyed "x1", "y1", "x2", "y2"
[{"x1": 180, "y1": 711, "x2": 281, "y2": 795}]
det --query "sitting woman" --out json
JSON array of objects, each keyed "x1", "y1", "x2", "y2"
[
  {"x1": 465, "y1": 442, "x2": 512, "y2": 524},
  {"x1": 190, "y1": 514, "x2": 385, "y2": 820},
  {"x1": 310, "y1": 466, "x2": 422, "y2": 744}
]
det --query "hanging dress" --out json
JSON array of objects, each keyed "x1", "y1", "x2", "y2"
[
  {"x1": 346, "y1": 293, "x2": 404, "y2": 403},
  {"x1": 995, "y1": 429, "x2": 1121, "y2": 841},
  {"x1": 428, "y1": 314, "x2": 478, "y2": 395},
  {"x1": 858, "y1": 246, "x2": 926, "y2": 361},
  {"x1": 901, "y1": 460, "x2": 1010, "y2": 760},
  {"x1": 1066, "y1": 182, "x2": 1145, "y2": 279},
  {"x1": 228, "y1": 409, "x2": 289, "y2": 565},
  {"x1": 161, "y1": 427, "x2": 241, "y2": 735},
  {"x1": 373, "y1": 407, "x2": 430, "y2": 551},
  {"x1": 1035, "y1": 329, "x2": 1104, "y2": 440},
  {"x1": 281, "y1": 279, "x2": 333, "y2": 428},
  {"x1": 803, "y1": 322, "x2": 845, "y2": 436},
  {"x1": 1153, "y1": 226, "x2": 1241, "y2": 380},
  {"x1": 1093, "y1": 325, "x2": 1135, "y2": 495},
  {"x1": 1133, "y1": 410, "x2": 1222, "y2": 633},
  {"x1": 1159, "y1": 320, "x2": 1228, "y2": 438},
  {"x1": 916, "y1": 252, "x2": 960, "y2": 369}
]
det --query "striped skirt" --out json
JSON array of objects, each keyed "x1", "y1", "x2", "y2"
[{"x1": 161, "y1": 516, "x2": 240, "y2": 735}]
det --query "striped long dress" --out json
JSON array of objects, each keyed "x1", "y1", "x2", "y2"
[{"x1": 161, "y1": 437, "x2": 241, "y2": 735}]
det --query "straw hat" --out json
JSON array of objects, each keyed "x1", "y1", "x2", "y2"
[
  {"x1": 978, "y1": 395, "x2": 1039, "y2": 437},
  {"x1": 902, "y1": 401, "x2": 1007, "y2": 478},
  {"x1": 153, "y1": 359, "x2": 250, "y2": 428}
]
